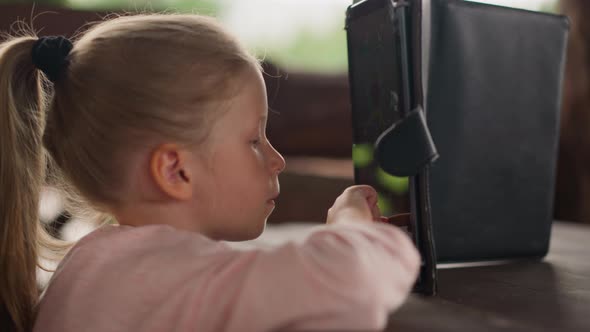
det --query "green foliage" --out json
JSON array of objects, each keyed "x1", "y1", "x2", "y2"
[
  {"x1": 65, "y1": 0, "x2": 219, "y2": 14},
  {"x1": 0, "y1": 0, "x2": 219, "y2": 13},
  {"x1": 539, "y1": 1, "x2": 558, "y2": 14},
  {"x1": 0, "y1": 0, "x2": 68, "y2": 5},
  {"x1": 258, "y1": 26, "x2": 348, "y2": 73}
]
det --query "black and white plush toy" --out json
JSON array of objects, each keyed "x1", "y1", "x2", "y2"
[{"x1": 37, "y1": 187, "x2": 98, "y2": 289}]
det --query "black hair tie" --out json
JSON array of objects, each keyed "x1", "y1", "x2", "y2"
[{"x1": 31, "y1": 36, "x2": 73, "y2": 83}]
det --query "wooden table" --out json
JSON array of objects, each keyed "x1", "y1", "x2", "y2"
[{"x1": 385, "y1": 221, "x2": 590, "y2": 331}]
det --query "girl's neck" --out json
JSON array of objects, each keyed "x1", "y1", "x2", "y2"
[{"x1": 112, "y1": 200, "x2": 203, "y2": 234}]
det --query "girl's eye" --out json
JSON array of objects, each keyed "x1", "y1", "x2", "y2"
[{"x1": 251, "y1": 139, "x2": 261, "y2": 146}]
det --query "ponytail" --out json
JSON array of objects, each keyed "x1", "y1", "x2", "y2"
[
  {"x1": 0, "y1": 33, "x2": 72, "y2": 332},
  {"x1": 0, "y1": 34, "x2": 45, "y2": 332}
]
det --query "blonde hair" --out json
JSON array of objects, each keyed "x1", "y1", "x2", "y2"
[{"x1": 0, "y1": 13, "x2": 261, "y2": 332}]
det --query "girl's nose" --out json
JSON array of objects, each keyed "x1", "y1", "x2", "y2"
[{"x1": 269, "y1": 143, "x2": 286, "y2": 174}]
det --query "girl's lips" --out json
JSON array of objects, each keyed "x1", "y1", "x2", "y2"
[
  {"x1": 269, "y1": 193, "x2": 280, "y2": 201},
  {"x1": 267, "y1": 194, "x2": 279, "y2": 205}
]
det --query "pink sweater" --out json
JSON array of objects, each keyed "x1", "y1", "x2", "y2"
[{"x1": 34, "y1": 221, "x2": 420, "y2": 331}]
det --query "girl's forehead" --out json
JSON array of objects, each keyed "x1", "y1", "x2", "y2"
[
  {"x1": 234, "y1": 72, "x2": 268, "y2": 116},
  {"x1": 212, "y1": 75, "x2": 268, "y2": 132}
]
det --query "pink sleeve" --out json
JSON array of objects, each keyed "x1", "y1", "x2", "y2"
[{"x1": 201, "y1": 221, "x2": 420, "y2": 331}]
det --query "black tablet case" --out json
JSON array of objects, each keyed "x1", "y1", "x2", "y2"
[{"x1": 346, "y1": 0, "x2": 569, "y2": 295}]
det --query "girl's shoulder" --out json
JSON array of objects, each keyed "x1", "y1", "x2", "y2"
[
  {"x1": 48, "y1": 223, "x2": 230, "y2": 281},
  {"x1": 72, "y1": 223, "x2": 229, "y2": 257},
  {"x1": 44, "y1": 223, "x2": 234, "y2": 294}
]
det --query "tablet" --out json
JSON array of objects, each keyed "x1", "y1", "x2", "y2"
[{"x1": 346, "y1": 0, "x2": 569, "y2": 264}]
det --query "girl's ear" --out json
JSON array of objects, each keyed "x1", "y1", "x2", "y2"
[{"x1": 149, "y1": 144, "x2": 193, "y2": 200}]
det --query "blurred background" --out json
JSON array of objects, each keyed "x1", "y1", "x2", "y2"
[
  {"x1": 2, "y1": 0, "x2": 590, "y2": 233},
  {"x1": 1, "y1": 0, "x2": 559, "y2": 73}
]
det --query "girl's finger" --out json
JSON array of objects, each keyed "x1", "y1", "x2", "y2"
[{"x1": 370, "y1": 201, "x2": 381, "y2": 221}]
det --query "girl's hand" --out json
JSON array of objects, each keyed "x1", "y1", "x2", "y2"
[{"x1": 327, "y1": 185, "x2": 382, "y2": 225}]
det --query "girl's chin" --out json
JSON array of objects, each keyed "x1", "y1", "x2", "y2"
[{"x1": 224, "y1": 220, "x2": 267, "y2": 242}]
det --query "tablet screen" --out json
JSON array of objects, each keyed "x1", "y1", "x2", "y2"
[{"x1": 347, "y1": 2, "x2": 410, "y2": 217}]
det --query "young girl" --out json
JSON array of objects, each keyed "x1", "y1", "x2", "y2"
[{"x1": 0, "y1": 14, "x2": 419, "y2": 332}]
